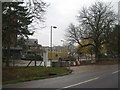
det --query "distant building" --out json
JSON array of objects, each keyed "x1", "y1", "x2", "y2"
[
  {"x1": 25, "y1": 39, "x2": 38, "y2": 46},
  {"x1": 2, "y1": 46, "x2": 23, "y2": 60},
  {"x1": 25, "y1": 39, "x2": 43, "y2": 56},
  {"x1": 42, "y1": 46, "x2": 68, "y2": 60}
]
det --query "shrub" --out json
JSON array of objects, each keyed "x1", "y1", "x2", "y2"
[{"x1": 22, "y1": 54, "x2": 43, "y2": 60}]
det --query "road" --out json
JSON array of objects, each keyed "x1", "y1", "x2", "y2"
[{"x1": 2, "y1": 64, "x2": 119, "y2": 89}]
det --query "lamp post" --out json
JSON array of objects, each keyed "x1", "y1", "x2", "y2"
[
  {"x1": 61, "y1": 40, "x2": 64, "y2": 52},
  {"x1": 50, "y1": 26, "x2": 57, "y2": 65},
  {"x1": 60, "y1": 40, "x2": 64, "y2": 67},
  {"x1": 61, "y1": 40, "x2": 64, "y2": 46}
]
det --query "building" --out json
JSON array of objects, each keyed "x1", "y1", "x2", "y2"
[
  {"x1": 24, "y1": 39, "x2": 43, "y2": 56},
  {"x1": 42, "y1": 46, "x2": 68, "y2": 60},
  {"x1": 2, "y1": 46, "x2": 23, "y2": 60}
]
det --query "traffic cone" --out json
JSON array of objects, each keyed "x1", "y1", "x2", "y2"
[
  {"x1": 80, "y1": 61, "x2": 82, "y2": 65},
  {"x1": 75, "y1": 61, "x2": 79, "y2": 66},
  {"x1": 73, "y1": 62, "x2": 76, "y2": 66},
  {"x1": 77, "y1": 61, "x2": 80, "y2": 66}
]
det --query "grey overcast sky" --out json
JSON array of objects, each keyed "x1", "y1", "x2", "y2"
[{"x1": 29, "y1": 0, "x2": 120, "y2": 47}]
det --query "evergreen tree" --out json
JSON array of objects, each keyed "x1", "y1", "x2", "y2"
[
  {"x1": 2, "y1": 2, "x2": 33, "y2": 67},
  {"x1": 106, "y1": 25, "x2": 119, "y2": 58}
]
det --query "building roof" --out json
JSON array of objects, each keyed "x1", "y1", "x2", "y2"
[{"x1": 25, "y1": 39, "x2": 41, "y2": 46}]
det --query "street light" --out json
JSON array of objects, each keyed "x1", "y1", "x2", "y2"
[
  {"x1": 61, "y1": 40, "x2": 64, "y2": 46},
  {"x1": 61, "y1": 40, "x2": 66, "y2": 53},
  {"x1": 50, "y1": 26, "x2": 57, "y2": 64}
]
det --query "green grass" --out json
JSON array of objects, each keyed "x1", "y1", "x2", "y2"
[{"x1": 2, "y1": 66, "x2": 71, "y2": 84}]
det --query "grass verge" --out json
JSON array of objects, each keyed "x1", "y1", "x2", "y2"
[
  {"x1": 95, "y1": 59, "x2": 118, "y2": 65},
  {"x1": 3, "y1": 66, "x2": 72, "y2": 85}
]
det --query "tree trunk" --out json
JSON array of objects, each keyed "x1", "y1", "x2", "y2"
[
  {"x1": 94, "y1": 40, "x2": 101, "y2": 62},
  {"x1": 85, "y1": 53, "x2": 87, "y2": 60},
  {"x1": 39, "y1": 61, "x2": 43, "y2": 66},
  {"x1": 35, "y1": 60, "x2": 37, "y2": 66},
  {"x1": 91, "y1": 51, "x2": 93, "y2": 60},
  {"x1": 95, "y1": 46, "x2": 101, "y2": 62},
  {"x1": 6, "y1": 45, "x2": 10, "y2": 67}
]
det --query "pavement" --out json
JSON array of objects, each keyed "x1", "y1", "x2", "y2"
[
  {"x1": 2, "y1": 64, "x2": 119, "y2": 89},
  {"x1": 2, "y1": 60, "x2": 51, "y2": 67}
]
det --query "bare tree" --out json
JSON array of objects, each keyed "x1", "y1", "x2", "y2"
[
  {"x1": 22, "y1": 0, "x2": 48, "y2": 29},
  {"x1": 66, "y1": 2, "x2": 116, "y2": 62},
  {"x1": 65, "y1": 23, "x2": 83, "y2": 46}
]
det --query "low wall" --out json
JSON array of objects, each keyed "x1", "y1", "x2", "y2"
[{"x1": 52, "y1": 61, "x2": 69, "y2": 67}]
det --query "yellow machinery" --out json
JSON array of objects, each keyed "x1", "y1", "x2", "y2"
[{"x1": 48, "y1": 52, "x2": 68, "y2": 60}]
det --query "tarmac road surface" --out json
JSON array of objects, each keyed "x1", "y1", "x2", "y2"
[{"x1": 2, "y1": 64, "x2": 119, "y2": 89}]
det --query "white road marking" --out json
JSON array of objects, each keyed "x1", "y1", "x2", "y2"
[
  {"x1": 63, "y1": 77, "x2": 99, "y2": 88},
  {"x1": 112, "y1": 70, "x2": 119, "y2": 74}
]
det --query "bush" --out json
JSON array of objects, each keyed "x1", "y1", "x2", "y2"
[
  {"x1": 67, "y1": 56, "x2": 76, "y2": 61},
  {"x1": 25, "y1": 54, "x2": 36, "y2": 60},
  {"x1": 35, "y1": 55, "x2": 43, "y2": 61},
  {"x1": 22, "y1": 54, "x2": 43, "y2": 61}
]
